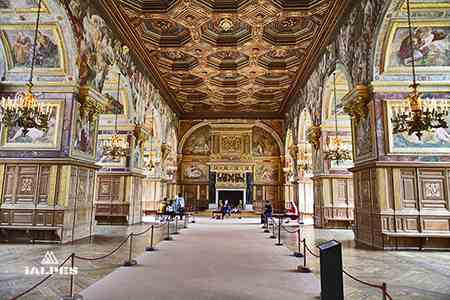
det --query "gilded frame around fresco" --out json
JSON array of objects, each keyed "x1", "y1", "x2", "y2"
[
  {"x1": 0, "y1": 23, "x2": 67, "y2": 76},
  {"x1": 384, "y1": 99, "x2": 450, "y2": 155},
  {"x1": 382, "y1": 20, "x2": 450, "y2": 75},
  {"x1": 0, "y1": 0, "x2": 50, "y2": 13},
  {"x1": 0, "y1": 99, "x2": 64, "y2": 150}
]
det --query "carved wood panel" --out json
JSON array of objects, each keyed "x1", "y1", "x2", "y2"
[
  {"x1": 2, "y1": 165, "x2": 50, "y2": 206},
  {"x1": 400, "y1": 169, "x2": 418, "y2": 209},
  {"x1": 418, "y1": 170, "x2": 448, "y2": 210},
  {"x1": 97, "y1": 176, "x2": 121, "y2": 204}
]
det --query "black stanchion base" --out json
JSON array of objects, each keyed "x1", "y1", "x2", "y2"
[
  {"x1": 164, "y1": 236, "x2": 173, "y2": 241},
  {"x1": 296, "y1": 265, "x2": 312, "y2": 273},
  {"x1": 191, "y1": 220, "x2": 196, "y2": 223},
  {"x1": 172, "y1": 231, "x2": 180, "y2": 235},
  {"x1": 145, "y1": 246, "x2": 156, "y2": 252},
  {"x1": 292, "y1": 252, "x2": 304, "y2": 258},
  {"x1": 269, "y1": 235, "x2": 276, "y2": 239},
  {"x1": 275, "y1": 243, "x2": 283, "y2": 246},
  {"x1": 60, "y1": 294, "x2": 84, "y2": 300},
  {"x1": 263, "y1": 229, "x2": 270, "y2": 233},
  {"x1": 123, "y1": 259, "x2": 138, "y2": 267}
]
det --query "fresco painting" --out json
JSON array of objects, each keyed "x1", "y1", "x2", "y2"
[
  {"x1": 387, "y1": 100, "x2": 450, "y2": 153},
  {"x1": 252, "y1": 127, "x2": 280, "y2": 157},
  {"x1": 0, "y1": 0, "x2": 47, "y2": 11},
  {"x1": 183, "y1": 126, "x2": 211, "y2": 156},
  {"x1": 386, "y1": 23, "x2": 450, "y2": 71},
  {"x1": 2, "y1": 103, "x2": 61, "y2": 149},
  {"x1": 73, "y1": 102, "x2": 97, "y2": 158},
  {"x1": 1, "y1": 28, "x2": 60, "y2": 69},
  {"x1": 255, "y1": 165, "x2": 278, "y2": 184},
  {"x1": 183, "y1": 163, "x2": 209, "y2": 181}
]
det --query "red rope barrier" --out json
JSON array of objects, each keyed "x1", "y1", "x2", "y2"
[
  {"x1": 289, "y1": 234, "x2": 396, "y2": 300},
  {"x1": 74, "y1": 234, "x2": 131, "y2": 261},
  {"x1": 343, "y1": 270, "x2": 394, "y2": 300},
  {"x1": 303, "y1": 241, "x2": 320, "y2": 258}
]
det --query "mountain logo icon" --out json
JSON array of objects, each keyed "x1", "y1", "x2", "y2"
[{"x1": 41, "y1": 251, "x2": 59, "y2": 265}]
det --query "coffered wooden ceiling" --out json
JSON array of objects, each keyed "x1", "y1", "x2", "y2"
[{"x1": 102, "y1": 0, "x2": 351, "y2": 119}]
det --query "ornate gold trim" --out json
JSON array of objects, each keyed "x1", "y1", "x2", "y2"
[
  {"x1": 306, "y1": 125, "x2": 321, "y2": 151},
  {"x1": 342, "y1": 85, "x2": 371, "y2": 123}
]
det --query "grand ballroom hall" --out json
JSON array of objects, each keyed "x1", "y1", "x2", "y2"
[{"x1": 0, "y1": 0, "x2": 449, "y2": 299}]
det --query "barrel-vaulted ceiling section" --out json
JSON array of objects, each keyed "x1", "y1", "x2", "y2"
[{"x1": 101, "y1": 0, "x2": 351, "y2": 119}]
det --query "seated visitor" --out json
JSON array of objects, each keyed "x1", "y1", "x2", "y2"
[
  {"x1": 159, "y1": 198, "x2": 169, "y2": 222},
  {"x1": 222, "y1": 200, "x2": 231, "y2": 219}
]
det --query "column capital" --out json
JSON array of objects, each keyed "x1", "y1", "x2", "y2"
[{"x1": 342, "y1": 85, "x2": 372, "y2": 123}]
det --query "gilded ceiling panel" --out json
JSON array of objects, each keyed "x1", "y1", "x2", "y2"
[{"x1": 114, "y1": 0, "x2": 344, "y2": 116}]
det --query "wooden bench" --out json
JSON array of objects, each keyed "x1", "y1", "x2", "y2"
[
  {"x1": 0, "y1": 225, "x2": 63, "y2": 243},
  {"x1": 211, "y1": 210, "x2": 223, "y2": 219}
]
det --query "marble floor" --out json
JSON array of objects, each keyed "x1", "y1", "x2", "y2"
[
  {"x1": 0, "y1": 220, "x2": 179, "y2": 300},
  {"x1": 1, "y1": 217, "x2": 449, "y2": 300},
  {"x1": 277, "y1": 222, "x2": 450, "y2": 300}
]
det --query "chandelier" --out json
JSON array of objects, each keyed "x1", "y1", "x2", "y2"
[
  {"x1": 297, "y1": 143, "x2": 310, "y2": 173},
  {"x1": 0, "y1": 0, "x2": 50, "y2": 136},
  {"x1": 324, "y1": 72, "x2": 352, "y2": 164},
  {"x1": 103, "y1": 73, "x2": 128, "y2": 160},
  {"x1": 390, "y1": 0, "x2": 448, "y2": 139}
]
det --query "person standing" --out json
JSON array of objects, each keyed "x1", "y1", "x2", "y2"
[
  {"x1": 261, "y1": 200, "x2": 273, "y2": 224},
  {"x1": 175, "y1": 193, "x2": 185, "y2": 220}
]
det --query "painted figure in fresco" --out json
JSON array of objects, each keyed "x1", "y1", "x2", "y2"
[
  {"x1": 12, "y1": 32, "x2": 32, "y2": 66},
  {"x1": 397, "y1": 126, "x2": 450, "y2": 147},
  {"x1": 255, "y1": 142, "x2": 264, "y2": 156},
  {"x1": 74, "y1": 112, "x2": 93, "y2": 154},
  {"x1": 185, "y1": 166, "x2": 202, "y2": 179},
  {"x1": 8, "y1": 107, "x2": 55, "y2": 144},
  {"x1": 35, "y1": 31, "x2": 59, "y2": 67},
  {"x1": 398, "y1": 27, "x2": 447, "y2": 66}
]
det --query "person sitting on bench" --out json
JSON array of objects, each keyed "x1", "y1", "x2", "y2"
[{"x1": 222, "y1": 200, "x2": 231, "y2": 219}]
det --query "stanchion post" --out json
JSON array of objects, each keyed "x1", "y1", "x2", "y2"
[
  {"x1": 184, "y1": 215, "x2": 187, "y2": 229},
  {"x1": 270, "y1": 219, "x2": 276, "y2": 239},
  {"x1": 382, "y1": 282, "x2": 387, "y2": 300},
  {"x1": 145, "y1": 225, "x2": 155, "y2": 252},
  {"x1": 69, "y1": 253, "x2": 74, "y2": 297},
  {"x1": 191, "y1": 211, "x2": 196, "y2": 224},
  {"x1": 60, "y1": 253, "x2": 84, "y2": 300},
  {"x1": 123, "y1": 233, "x2": 137, "y2": 266},
  {"x1": 264, "y1": 217, "x2": 270, "y2": 233},
  {"x1": 297, "y1": 238, "x2": 312, "y2": 273},
  {"x1": 164, "y1": 220, "x2": 172, "y2": 241},
  {"x1": 275, "y1": 217, "x2": 283, "y2": 246},
  {"x1": 292, "y1": 228, "x2": 304, "y2": 257},
  {"x1": 173, "y1": 217, "x2": 179, "y2": 235}
]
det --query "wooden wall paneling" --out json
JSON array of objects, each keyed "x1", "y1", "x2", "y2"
[
  {"x1": 3, "y1": 166, "x2": 16, "y2": 204},
  {"x1": 16, "y1": 166, "x2": 39, "y2": 204},
  {"x1": 418, "y1": 169, "x2": 448, "y2": 210}
]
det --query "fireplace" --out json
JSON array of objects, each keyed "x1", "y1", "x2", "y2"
[{"x1": 217, "y1": 189, "x2": 246, "y2": 209}]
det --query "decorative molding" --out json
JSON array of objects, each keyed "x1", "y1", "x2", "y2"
[
  {"x1": 306, "y1": 125, "x2": 321, "y2": 151},
  {"x1": 342, "y1": 85, "x2": 371, "y2": 123}
]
